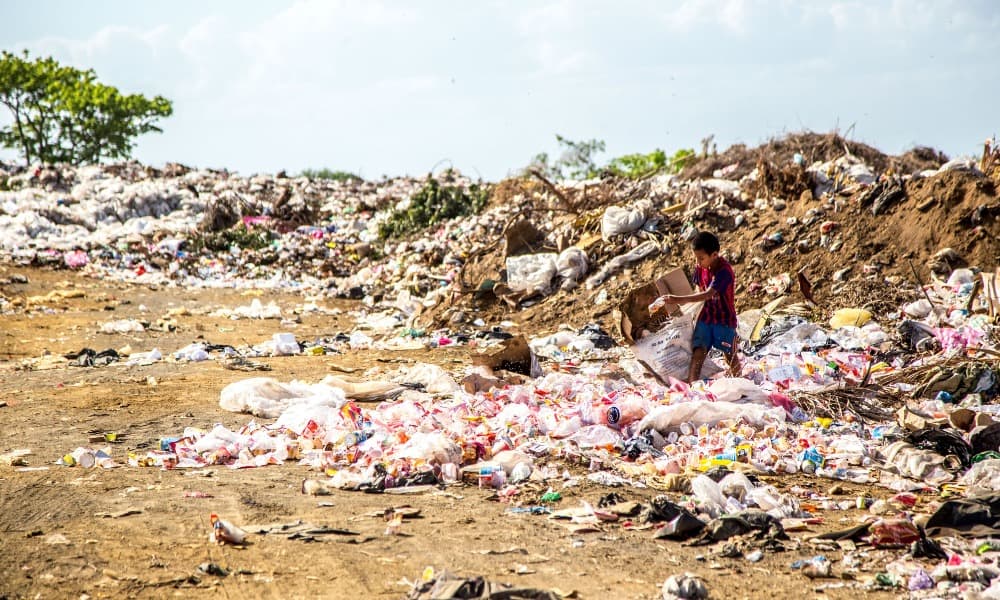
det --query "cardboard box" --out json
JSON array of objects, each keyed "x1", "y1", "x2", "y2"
[
  {"x1": 616, "y1": 268, "x2": 694, "y2": 344},
  {"x1": 617, "y1": 268, "x2": 722, "y2": 383}
]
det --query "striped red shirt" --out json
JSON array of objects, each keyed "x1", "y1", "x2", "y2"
[{"x1": 694, "y1": 257, "x2": 737, "y2": 328}]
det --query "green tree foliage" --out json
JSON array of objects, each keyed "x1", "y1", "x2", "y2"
[
  {"x1": 378, "y1": 177, "x2": 490, "y2": 240},
  {"x1": 605, "y1": 148, "x2": 697, "y2": 179},
  {"x1": 530, "y1": 134, "x2": 607, "y2": 180},
  {"x1": 299, "y1": 168, "x2": 362, "y2": 182},
  {"x1": 530, "y1": 134, "x2": 696, "y2": 180},
  {"x1": 0, "y1": 50, "x2": 172, "y2": 165}
]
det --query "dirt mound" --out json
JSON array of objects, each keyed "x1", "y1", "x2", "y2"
[
  {"x1": 681, "y1": 131, "x2": 947, "y2": 182},
  {"x1": 436, "y1": 167, "x2": 998, "y2": 337}
]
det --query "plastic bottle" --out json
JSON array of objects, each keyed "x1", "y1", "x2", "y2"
[
  {"x1": 209, "y1": 514, "x2": 247, "y2": 545},
  {"x1": 598, "y1": 398, "x2": 646, "y2": 429}
]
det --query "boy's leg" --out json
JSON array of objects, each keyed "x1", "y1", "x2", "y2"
[
  {"x1": 689, "y1": 321, "x2": 711, "y2": 383},
  {"x1": 718, "y1": 326, "x2": 741, "y2": 377},
  {"x1": 725, "y1": 347, "x2": 742, "y2": 377},
  {"x1": 688, "y1": 347, "x2": 708, "y2": 383}
]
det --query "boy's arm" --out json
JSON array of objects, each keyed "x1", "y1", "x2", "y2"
[
  {"x1": 649, "y1": 288, "x2": 717, "y2": 315},
  {"x1": 660, "y1": 289, "x2": 718, "y2": 305}
]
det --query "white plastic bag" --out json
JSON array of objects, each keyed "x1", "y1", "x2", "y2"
[
  {"x1": 393, "y1": 363, "x2": 459, "y2": 394},
  {"x1": 707, "y1": 378, "x2": 768, "y2": 404},
  {"x1": 556, "y1": 247, "x2": 588, "y2": 283},
  {"x1": 506, "y1": 253, "x2": 558, "y2": 296},
  {"x1": 272, "y1": 333, "x2": 300, "y2": 356},
  {"x1": 219, "y1": 377, "x2": 346, "y2": 418},
  {"x1": 631, "y1": 302, "x2": 722, "y2": 382},
  {"x1": 601, "y1": 201, "x2": 650, "y2": 241},
  {"x1": 637, "y1": 400, "x2": 785, "y2": 434}
]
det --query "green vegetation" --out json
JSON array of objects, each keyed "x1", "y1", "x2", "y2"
[
  {"x1": 187, "y1": 224, "x2": 275, "y2": 253},
  {"x1": 530, "y1": 134, "x2": 697, "y2": 180},
  {"x1": 0, "y1": 50, "x2": 172, "y2": 165},
  {"x1": 378, "y1": 177, "x2": 490, "y2": 240},
  {"x1": 605, "y1": 148, "x2": 696, "y2": 179},
  {"x1": 299, "y1": 168, "x2": 362, "y2": 182},
  {"x1": 530, "y1": 134, "x2": 606, "y2": 180}
]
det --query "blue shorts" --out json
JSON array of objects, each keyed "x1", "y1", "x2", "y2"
[{"x1": 692, "y1": 321, "x2": 737, "y2": 354}]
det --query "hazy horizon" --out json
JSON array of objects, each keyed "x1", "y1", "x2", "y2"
[{"x1": 2, "y1": 1, "x2": 997, "y2": 179}]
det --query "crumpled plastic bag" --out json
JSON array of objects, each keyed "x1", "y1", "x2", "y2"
[
  {"x1": 637, "y1": 400, "x2": 785, "y2": 436},
  {"x1": 586, "y1": 240, "x2": 660, "y2": 289},
  {"x1": 506, "y1": 253, "x2": 557, "y2": 296},
  {"x1": 707, "y1": 378, "x2": 769, "y2": 403},
  {"x1": 392, "y1": 363, "x2": 459, "y2": 394},
  {"x1": 219, "y1": 377, "x2": 347, "y2": 418},
  {"x1": 601, "y1": 200, "x2": 651, "y2": 241},
  {"x1": 555, "y1": 246, "x2": 588, "y2": 287},
  {"x1": 392, "y1": 431, "x2": 461, "y2": 465}
]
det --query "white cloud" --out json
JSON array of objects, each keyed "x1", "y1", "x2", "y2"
[{"x1": 660, "y1": 0, "x2": 751, "y2": 33}]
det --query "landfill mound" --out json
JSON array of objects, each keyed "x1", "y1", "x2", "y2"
[
  {"x1": 436, "y1": 148, "x2": 998, "y2": 337},
  {"x1": 4, "y1": 134, "x2": 1000, "y2": 599},
  {"x1": 682, "y1": 131, "x2": 949, "y2": 182},
  {"x1": 1, "y1": 133, "x2": 997, "y2": 340}
]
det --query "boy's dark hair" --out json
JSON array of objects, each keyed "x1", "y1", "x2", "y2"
[{"x1": 692, "y1": 231, "x2": 720, "y2": 254}]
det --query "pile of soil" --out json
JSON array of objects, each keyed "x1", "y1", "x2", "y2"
[
  {"x1": 682, "y1": 131, "x2": 948, "y2": 182},
  {"x1": 435, "y1": 146, "x2": 997, "y2": 338}
]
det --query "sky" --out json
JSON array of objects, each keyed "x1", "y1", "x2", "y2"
[{"x1": 1, "y1": 0, "x2": 997, "y2": 180}]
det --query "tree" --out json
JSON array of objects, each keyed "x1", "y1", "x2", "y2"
[
  {"x1": 529, "y1": 134, "x2": 606, "y2": 180},
  {"x1": 0, "y1": 50, "x2": 172, "y2": 165}
]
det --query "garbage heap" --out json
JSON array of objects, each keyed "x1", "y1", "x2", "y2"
[{"x1": 4, "y1": 133, "x2": 1000, "y2": 594}]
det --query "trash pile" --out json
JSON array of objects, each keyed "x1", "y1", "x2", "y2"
[
  {"x1": 49, "y1": 266, "x2": 997, "y2": 594},
  {"x1": 4, "y1": 132, "x2": 1000, "y2": 596}
]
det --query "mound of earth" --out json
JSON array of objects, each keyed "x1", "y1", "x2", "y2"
[
  {"x1": 432, "y1": 155, "x2": 997, "y2": 338},
  {"x1": 681, "y1": 131, "x2": 948, "y2": 182}
]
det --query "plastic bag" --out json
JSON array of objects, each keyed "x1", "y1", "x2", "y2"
[
  {"x1": 601, "y1": 201, "x2": 650, "y2": 241},
  {"x1": 829, "y1": 308, "x2": 872, "y2": 329},
  {"x1": 567, "y1": 425, "x2": 622, "y2": 448},
  {"x1": 392, "y1": 432, "x2": 461, "y2": 465},
  {"x1": 881, "y1": 440, "x2": 957, "y2": 485},
  {"x1": 707, "y1": 378, "x2": 768, "y2": 404},
  {"x1": 690, "y1": 474, "x2": 726, "y2": 516},
  {"x1": 960, "y1": 459, "x2": 1000, "y2": 492},
  {"x1": 556, "y1": 247, "x2": 588, "y2": 284},
  {"x1": 506, "y1": 253, "x2": 558, "y2": 295},
  {"x1": 100, "y1": 319, "x2": 145, "y2": 334},
  {"x1": 394, "y1": 363, "x2": 459, "y2": 394},
  {"x1": 585, "y1": 241, "x2": 660, "y2": 289},
  {"x1": 272, "y1": 333, "x2": 300, "y2": 356},
  {"x1": 631, "y1": 302, "x2": 722, "y2": 382},
  {"x1": 219, "y1": 377, "x2": 346, "y2": 419},
  {"x1": 637, "y1": 400, "x2": 785, "y2": 435}
]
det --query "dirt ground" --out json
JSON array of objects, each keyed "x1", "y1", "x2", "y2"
[{"x1": 0, "y1": 265, "x2": 933, "y2": 599}]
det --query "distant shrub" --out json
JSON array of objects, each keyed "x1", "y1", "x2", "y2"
[
  {"x1": 378, "y1": 177, "x2": 489, "y2": 240},
  {"x1": 300, "y1": 168, "x2": 362, "y2": 182}
]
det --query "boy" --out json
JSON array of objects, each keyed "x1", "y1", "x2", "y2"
[{"x1": 651, "y1": 231, "x2": 741, "y2": 382}]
